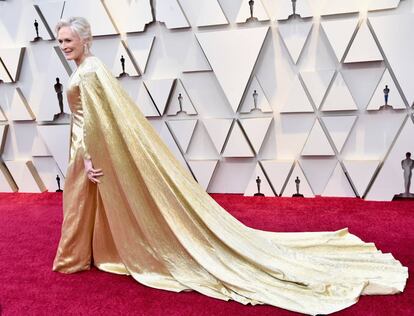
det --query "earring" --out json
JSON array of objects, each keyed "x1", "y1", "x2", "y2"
[{"x1": 84, "y1": 43, "x2": 89, "y2": 55}]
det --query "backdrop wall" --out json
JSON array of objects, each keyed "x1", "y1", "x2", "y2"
[{"x1": 0, "y1": 0, "x2": 413, "y2": 200}]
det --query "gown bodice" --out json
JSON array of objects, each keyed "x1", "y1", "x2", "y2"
[{"x1": 66, "y1": 56, "x2": 99, "y2": 161}]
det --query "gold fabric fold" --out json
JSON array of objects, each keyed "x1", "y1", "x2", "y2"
[{"x1": 53, "y1": 56, "x2": 408, "y2": 315}]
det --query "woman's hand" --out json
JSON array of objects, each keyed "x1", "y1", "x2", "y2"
[{"x1": 83, "y1": 158, "x2": 103, "y2": 183}]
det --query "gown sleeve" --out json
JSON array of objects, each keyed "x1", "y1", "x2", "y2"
[
  {"x1": 76, "y1": 71, "x2": 96, "y2": 161},
  {"x1": 81, "y1": 127, "x2": 91, "y2": 160}
]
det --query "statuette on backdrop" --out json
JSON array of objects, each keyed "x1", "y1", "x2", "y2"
[
  {"x1": 252, "y1": 89, "x2": 260, "y2": 112},
  {"x1": 55, "y1": 78, "x2": 64, "y2": 113},
  {"x1": 118, "y1": 55, "x2": 129, "y2": 78},
  {"x1": 247, "y1": 0, "x2": 259, "y2": 22},
  {"x1": 176, "y1": 93, "x2": 187, "y2": 114},
  {"x1": 254, "y1": 176, "x2": 265, "y2": 196},
  {"x1": 383, "y1": 85, "x2": 390, "y2": 105},
  {"x1": 393, "y1": 152, "x2": 414, "y2": 200},
  {"x1": 56, "y1": 175, "x2": 63, "y2": 192},
  {"x1": 288, "y1": 0, "x2": 299, "y2": 19},
  {"x1": 53, "y1": 77, "x2": 70, "y2": 122},
  {"x1": 32, "y1": 19, "x2": 43, "y2": 42},
  {"x1": 292, "y1": 176, "x2": 304, "y2": 197},
  {"x1": 379, "y1": 85, "x2": 393, "y2": 110}
]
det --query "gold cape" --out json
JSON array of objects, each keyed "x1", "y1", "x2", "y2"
[{"x1": 53, "y1": 56, "x2": 408, "y2": 315}]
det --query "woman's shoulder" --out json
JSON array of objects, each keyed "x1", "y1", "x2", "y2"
[{"x1": 78, "y1": 56, "x2": 105, "y2": 75}]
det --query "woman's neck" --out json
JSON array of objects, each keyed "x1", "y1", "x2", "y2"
[{"x1": 75, "y1": 53, "x2": 90, "y2": 67}]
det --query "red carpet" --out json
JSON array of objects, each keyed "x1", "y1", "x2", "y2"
[{"x1": 0, "y1": 193, "x2": 412, "y2": 315}]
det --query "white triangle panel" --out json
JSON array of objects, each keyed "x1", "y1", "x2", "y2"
[
  {"x1": 239, "y1": 76, "x2": 272, "y2": 113},
  {"x1": 0, "y1": 107, "x2": 6, "y2": 122},
  {"x1": 36, "y1": 2, "x2": 65, "y2": 39},
  {"x1": 0, "y1": 63, "x2": 12, "y2": 83},
  {"x1": 340, "y1": 66, "x2": 387, "y2": 111},
  {"x1": 5, "y1": 160, "x2": 46, "y2": 193},
  {"x1": 344, "y1": 160, "x2": 380, "y2": 197},
  {"x1": 322, "y1": 73, "x2": 357, "y2": 111},
  {"x1": 235, "y1": 0, "x2": 269, "y2": 23},
  {"x1": 115, "y1": 47, "x2": 140, "y2": 77},
  {"x1": 144, "y1": 79, "x2": 175, "y2": 115},
  {"x1": 156, "y1": 0, "x2": 190, "y2": 29},
  {"x1": 208, "y1": 159, "x2": 256, "y2": 193},
  {"x1": 180, "y1": 0, "x2": 228, "y2": 27},
  {"x1": 369, "y1": 14, "x2": 414, "y2": 105},
  {"x1": 167, "y1": 119, "x2": 197, "y2": 153},
  {"x1": 222, "y1": 122, "x2": 254, "y2": 157},
  {"x1": 261, "y1": 160, "x2": 294, "y2": 195},
  {"x1": 31, "y1": 128, "x2": 52, "y2": 157},
  {"x1": 188, "y1": 160, "x2": 218, "y2": 190},
  {"x1": 300, "y1": 158, "x2": 338, "y2": 195},
  {"x1": 240, "y1": 117, "x2": 272, "y2": 154},
  {"x1": 280, "y1": 75, "x2": 314, "y2": 113},
  {"x1": 0, "y1": 164, "x2": 17, "y2": 192},
  {"x1": 282, "y1": 162, "x2": 314, "y2": 197},
  {"x1": 300, "y1": 70, "x2": 335, "y2": 109},
  {"x1": 137, "y1": 88, "x2": 160, "y2": 117},
  {"x1": 196, "y1": 27, "x2": 269, "y2": 112},
  {"x1": 166, "y1": 80, "x2": 197, "y2": 116},
  {"x1": 0, "y1": 124, "x2": 8, "y2": 153},
  {"x1": 368, "y1": 0, "x2": 400, "y2": 11},
  {"x1": 120, "y1": 80, "x2": 160, "y2": 117},
  {"x1": 301, "y1": 120, "x2": 334, "y2": 156},
  {"x1": 203, "y1": 118, "x2": 233, "y2": 154},
  {"x1": 92, "y1": 39, "x2": 139, "y2": 78},
  {"x1": 37, "y1": 125, "x2": 71, "y2": 177},
  {"x1": 103, "y1": 0, "x2": 153, "y2": 33},
  {"x1": 367, "y1": 69, "x2": 406, "y2": 110},
  {"x1": 0, "y1": 47, "x2": 24, "y2": 82},
  {"x1": 9, "y1": 88, "x2": 35, "y2": 121},
  {"x1": 320, "y1": 1, "x2": 360, "y2": 16},
  {"x1": 321, "y1": 17, "x2": 359, "y2": 62},
  {"x1": 344, "y1": 21, "x2": 383, "y2": 63},
  {"x1": 197, "y1": 0, "x2": 228, "y2": 26},
  {"x1": 126, "y1": 36, "x2": 155, "y2": 74},
  {"x1": 182, "y1": 35, "x2": 213, "y2": 72},
  {"x1": 366, "y1": 118, "x2": 414, "y2": 201},
  {"x1": 244, "y1": 164, "x2": 275, "y2": 197},
  {"x1": 322, "y1": 163, "x2": 355, "y2": 197},
  {"x1": 32, "y1": 157, "x2": 66, "y2": 192},
  {"x1": 185, "y1": 121, "x2": 219, "y2": 160},
  {"x1": 322, "y1": 116, "x2": 357, "y2": 153},
  {"x1": 278, "y1": 20, "x2": 313, "y2": 64},
  {"x1": 62, "y1": 0, "x2": 117, "y2": 36},
  {"x1": 0, "y1": 107, "x2": 7, "y2": 122},
  {"x1": 27, "y1": 6, "x2": 53, "y2": 41},
  {"x1": 320, "y1": 1, "x2": 401, "y2": 14},
  {"x1": 31, "y1": 48, "x2": 71, "y2": 122}
]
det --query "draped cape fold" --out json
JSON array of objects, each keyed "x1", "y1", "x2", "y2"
[{"x1": 53, "y1": 57, "x2": 408, "y2": 316}]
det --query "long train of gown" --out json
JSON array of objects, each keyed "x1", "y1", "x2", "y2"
[{"x1": 53, "y1": 56, "x2": 408, "y2": 315}]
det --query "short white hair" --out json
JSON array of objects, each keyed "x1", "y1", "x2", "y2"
[{"x1": 55, "y1": 17, "x2": 92, "y2": 49}]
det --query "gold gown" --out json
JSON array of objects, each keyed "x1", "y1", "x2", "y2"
[{"x1": 53, "y1": 56, "x2": 408, "y2": 315}]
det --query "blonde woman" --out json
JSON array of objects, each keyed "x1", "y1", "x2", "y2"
[{"x1": 53, "y1": 17, "x2": 408, "y2": 315}]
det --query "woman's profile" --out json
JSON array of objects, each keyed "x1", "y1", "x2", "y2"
[{"x1": 53, "y1": 16, "x2": 408, "y2": 315}]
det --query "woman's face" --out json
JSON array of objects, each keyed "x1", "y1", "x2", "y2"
[{"x1": 57, "y1": 26, "x2": 85, "y2": 63}]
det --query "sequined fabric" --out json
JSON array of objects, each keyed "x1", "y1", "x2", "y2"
[{"x1": 52, "y1": 56, "x2": 408, "y2": 315}]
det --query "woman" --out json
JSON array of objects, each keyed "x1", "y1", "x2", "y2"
[{"x1": 53, "y1": 17, "x2": 408, "y2": 315}]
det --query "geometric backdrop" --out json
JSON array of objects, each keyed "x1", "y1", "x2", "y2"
[{"x1": 0, "y1": 0, "x2": 413, "y2": 201}]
